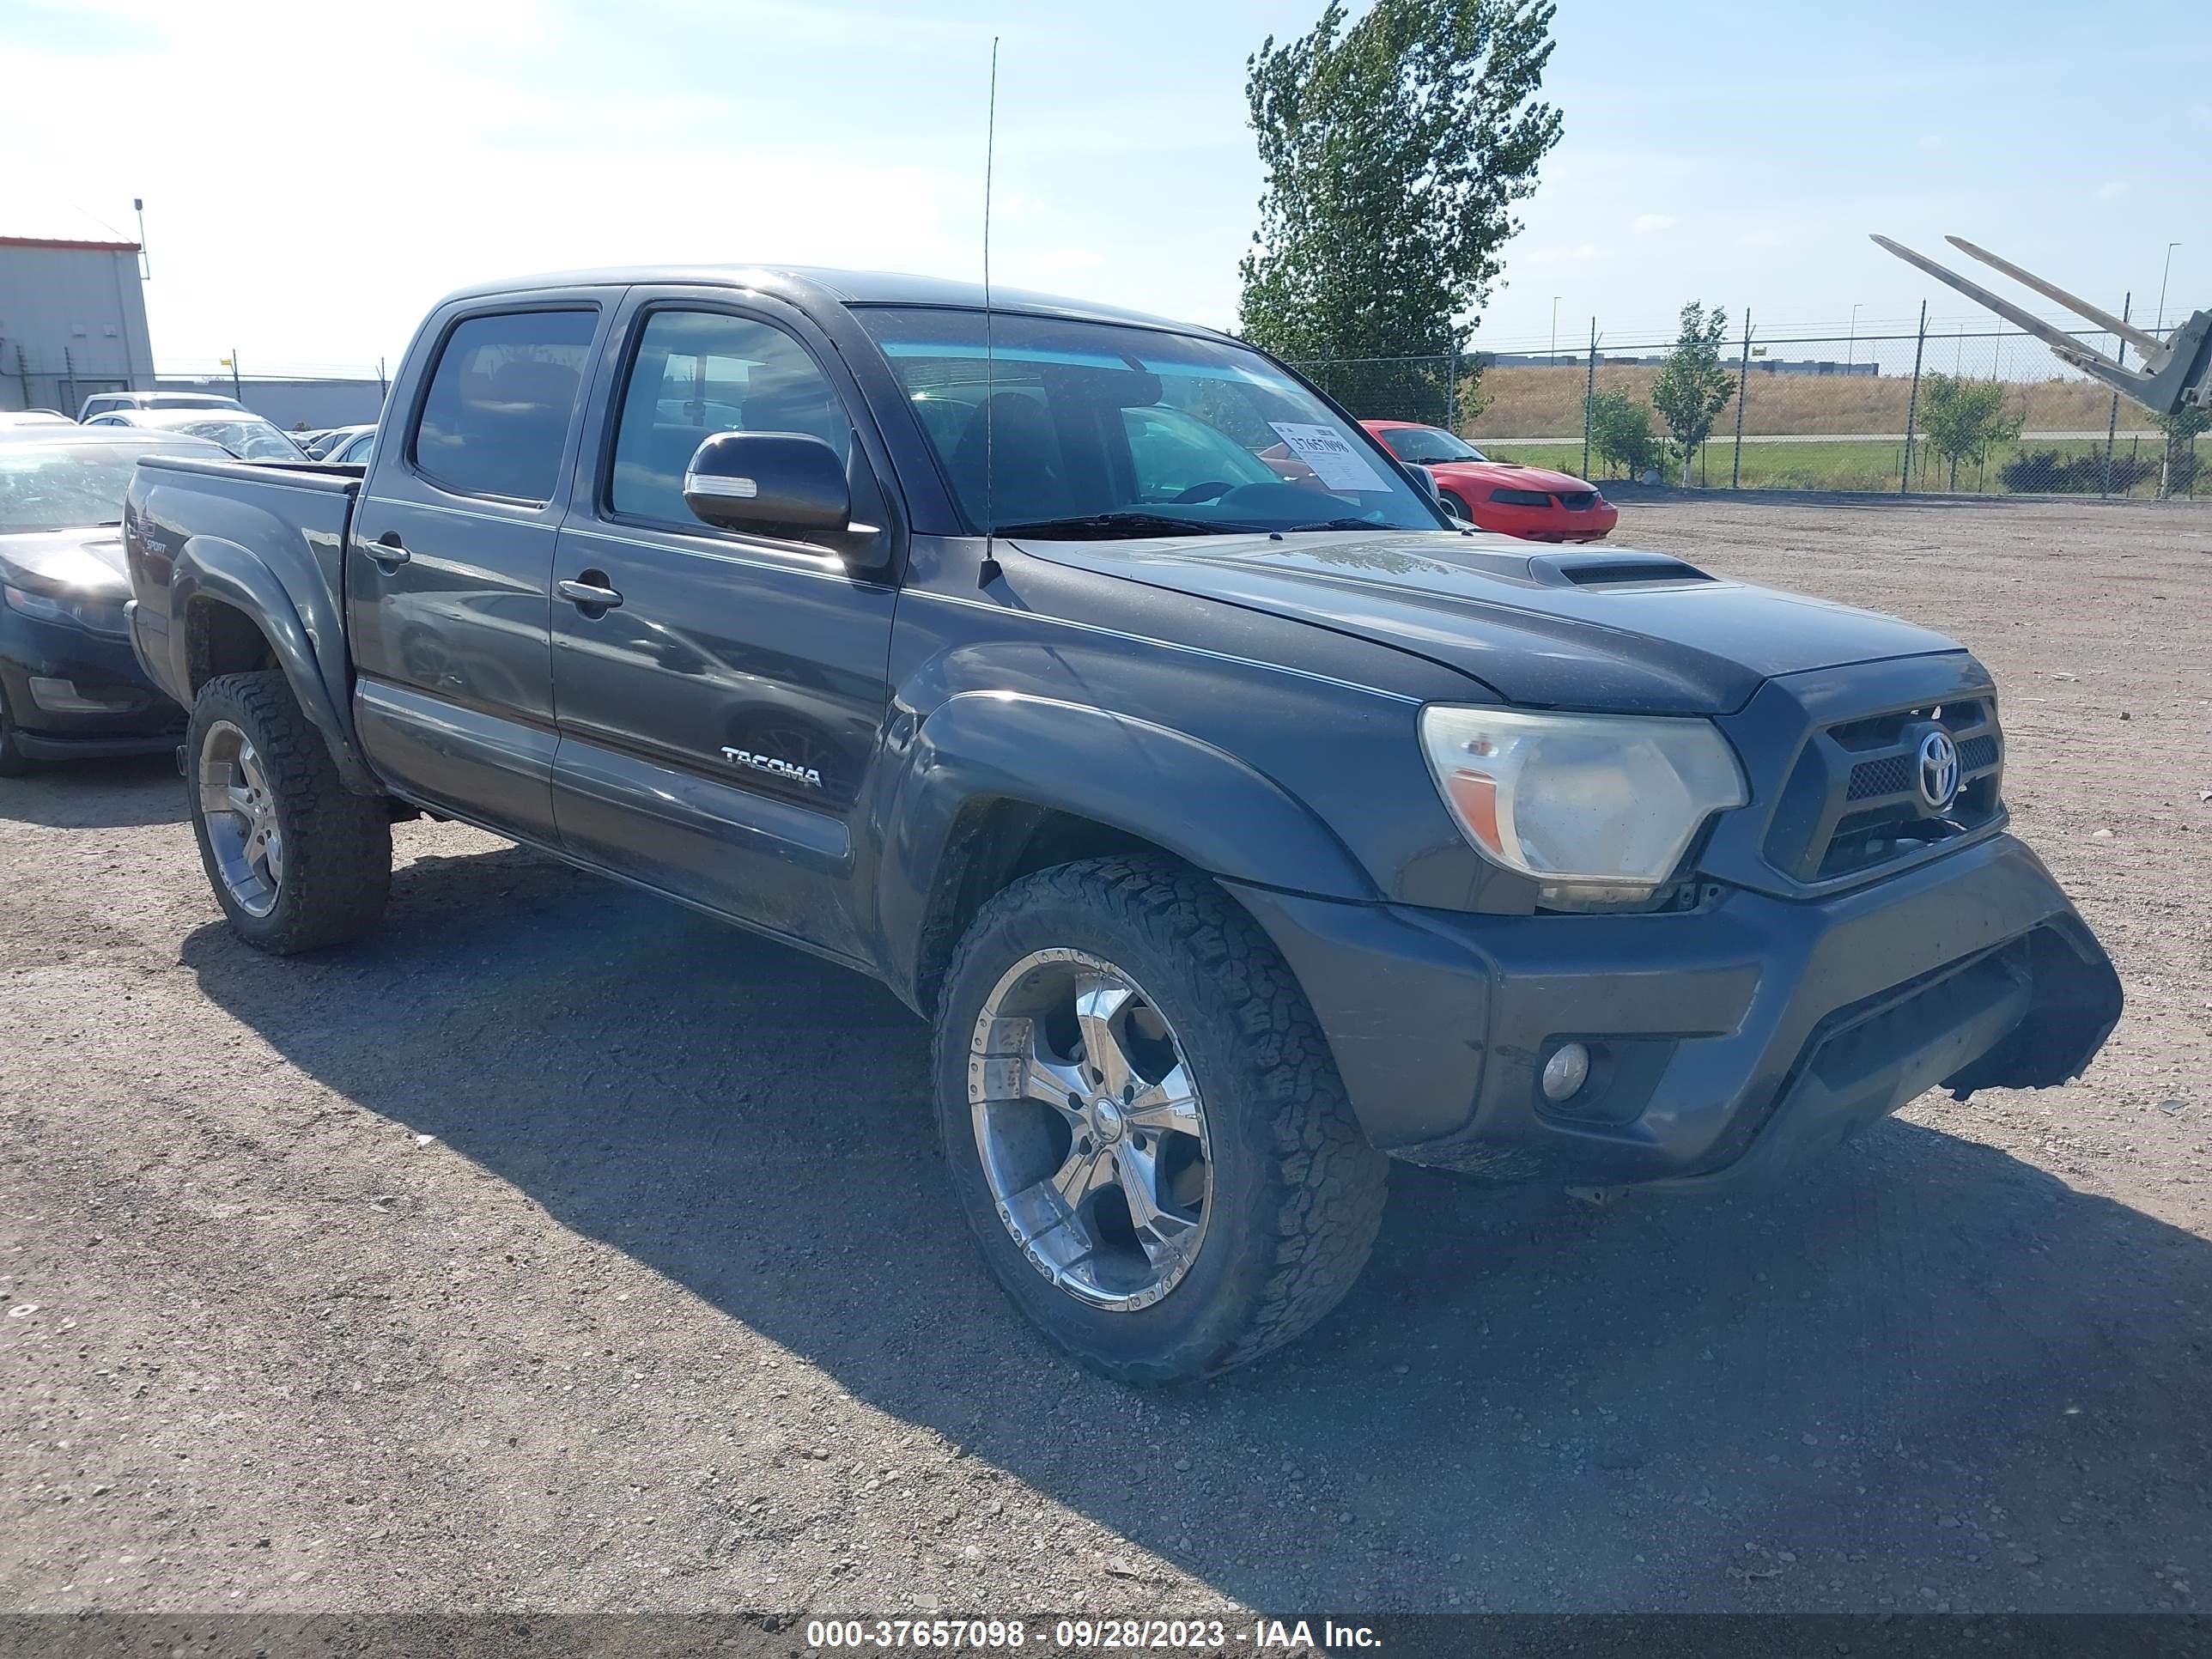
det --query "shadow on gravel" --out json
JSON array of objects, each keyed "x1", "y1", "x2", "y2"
[
  {"x1": 179, "y1": 841, "x2": 2209, "y2": 1612},
  {"x1": 0, "y1": 752, "x2": 182, "y2": 829}
]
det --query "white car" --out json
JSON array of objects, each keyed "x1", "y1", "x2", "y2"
[
  {"x1": 82, "y1": 406, "x2": 306, "y2": 461},
  {"x1": 76, "y1": 390, "x2": 248, "y2": 422}
]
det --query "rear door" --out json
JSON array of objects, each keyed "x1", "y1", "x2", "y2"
[
  {"x1": 347, "y1": 293, "x2": 615, "y2": 842},
  {"x1": 546, "y1": 287, "x2": 903, "y2": 964}
]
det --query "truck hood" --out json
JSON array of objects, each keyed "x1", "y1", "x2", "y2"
[{"x1": 1012, "y1": 530, "x2": 1961, "y2": 714}]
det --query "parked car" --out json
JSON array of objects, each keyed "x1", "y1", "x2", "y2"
[
  {"x1": 1, "y1": 410, "x2": 76, "y2": 433},
  {"x1": 85, "y1": 407, "x2": 306, "y2": 461},
  {"x1": 77, "y1": 390, "x2": 247, "y2": 423},
  {"x1": 291, "y1": 428, "x2": 336, "y2": 456},
  {"x1": 1361, "y1": 420, "x2": 1619, "y2": 543},
  {"x1": 318, "y1": 424, "x2": 377, "y2": 465},
  {"x1": 124, "y1": 265, "x2": 2121, "y2": 1383},
  {"x1": 0, "y1": 429, "x2": 224, "y2": 774}
]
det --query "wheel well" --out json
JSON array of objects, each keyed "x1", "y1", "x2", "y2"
[
  {"x1": 910, "y1": 801, "x2": 1187, "y2": 1015},
  {"x1": 185, "y1": 598, "x2": 279, "y2": 696}
]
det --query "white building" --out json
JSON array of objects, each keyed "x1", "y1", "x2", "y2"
[{"x1": 0, "y1": 232, "x2": 155, "y2": 415}]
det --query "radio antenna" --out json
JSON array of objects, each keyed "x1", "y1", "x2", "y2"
[{"x1": 978, "y1": 36, "x2": 1003, "y2": 586}]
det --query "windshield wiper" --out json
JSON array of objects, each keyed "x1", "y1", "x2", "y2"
[
  {"x1": 1280, "y1": 517, "x2": 1394, "y2": 532},
  {"x1": 991, "y1": 512, "x2": 1254, "y2": 540}
]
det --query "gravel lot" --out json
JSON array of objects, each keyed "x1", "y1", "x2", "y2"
[{"x1": 4, "y1": 495, "x2": 2209, "y2": 1617}]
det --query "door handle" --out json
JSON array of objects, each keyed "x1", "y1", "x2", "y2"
[
  {"x1": 557, "y1": 575, "x2": 623, "y2": 611},
  {"x1": 368, "y1": 530, "x2": 409, "y2": 569}
]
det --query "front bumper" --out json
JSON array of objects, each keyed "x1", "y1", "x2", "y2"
[
  {"x1": 1, "y1": 607, "x2": 184, "y2": 757},
  {"x1": 1229, "y1": 832, "x2": 2121, "y2": 1189},
  {"x1": 1467, "y1": 500, "x2": 1619, "y2": 544}
]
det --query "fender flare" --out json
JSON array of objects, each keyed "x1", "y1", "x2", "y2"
[
  {"x1": 876, "y1": 691, "x2": 1378, "y2": 1000},
  {"x1": 172, "y1": 534, "x2": 380, "y2": 796}
]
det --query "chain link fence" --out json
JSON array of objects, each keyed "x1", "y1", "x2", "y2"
[{"x1": 1293, "y1": 313, "x2": 2201, "y2": 500}]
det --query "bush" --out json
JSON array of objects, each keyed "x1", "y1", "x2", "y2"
[
  {"x1": 1584, "y1": 388, "x2": 1660, "y2": 479},
  {"x1": 1997, "y1": 448, "x2": 2176, "y2": 495}
]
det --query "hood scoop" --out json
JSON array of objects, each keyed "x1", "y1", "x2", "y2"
[{"x1": 1533, "y1": 551, "x2": 1714, "y2": 589}]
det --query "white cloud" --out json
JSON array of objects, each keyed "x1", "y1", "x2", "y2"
[
  {"x1": 1632, "y1": 213, "x2": 1676, "y2": 234},
  {"x1": 2097, "y1": 179, "x2": 2130, "y2": 200},
  {"x1": 1917, "y1": 133, "x2": 1945, "y2": 153}
]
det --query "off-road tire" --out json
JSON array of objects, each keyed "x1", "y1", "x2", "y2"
[
  {"x1": 933, "y1": 854, "x2": 1389, "y2": 1383},
  {"x1": 187, "y1": 671, "x2": 391, "y2": 952},
  {"x1": 0, "y1": 687, "x2": 32, "y2": 777}
]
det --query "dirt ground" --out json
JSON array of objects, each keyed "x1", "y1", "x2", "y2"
[{"x1": 3, "y1": 495, "x2": 2209, "y2": 1618}]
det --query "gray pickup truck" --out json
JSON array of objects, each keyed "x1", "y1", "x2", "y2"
[{"x1": 124, "y1": 265, "x2": 2122, "y2": 1382}]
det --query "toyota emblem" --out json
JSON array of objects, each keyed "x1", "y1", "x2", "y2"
[{"x1": 1917, "y1": 729, "x2": 1961, "y2": 812}]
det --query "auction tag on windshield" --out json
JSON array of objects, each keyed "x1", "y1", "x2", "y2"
[{"x1": 1267, "y1": 422, "x2": 1389, "y2": 493}]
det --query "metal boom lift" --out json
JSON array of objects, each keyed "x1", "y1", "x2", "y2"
[{"x1": 1873, "y1": 234, "x2": 2209, "y2": 419}]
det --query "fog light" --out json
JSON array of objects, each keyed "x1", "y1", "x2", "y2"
[
  {"x1": 27, "y1": 676, "x2": 137, "y2": 714},
  {"x1": 1540, "y1": 1042, "x2": 1591, "y2": 1103}
]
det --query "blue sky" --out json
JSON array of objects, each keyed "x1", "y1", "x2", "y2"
[{"x1": 3, "y1": 0, "x2": 2205, "y2": 376}]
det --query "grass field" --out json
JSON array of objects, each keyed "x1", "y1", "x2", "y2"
[
  {"x1": 1462, "y1": 362, "x2": 2164, "y2": 442},
  {"x1": 1490, "y1": 434, "x2": 2195, "y2": 496}
]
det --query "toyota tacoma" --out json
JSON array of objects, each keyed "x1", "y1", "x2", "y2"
[{"x1": 122, "y1": 266, "x2": 2123, "y2": 1382}]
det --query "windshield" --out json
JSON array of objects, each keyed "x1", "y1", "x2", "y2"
[
  {"x1": 0, "y1": 442, "x2": 204, "y2": 533},
  {"x1": 1377, "y1": 425, "x2": 1486, "y2": 464},
  {"x1": 857, "y1": 307, "x2": 1444, "y2": 537},
  {"x1": 174, "y1": 418, "x2": 301, "y2": 460}
]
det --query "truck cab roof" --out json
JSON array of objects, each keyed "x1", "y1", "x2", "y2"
[{"x1": 433, "y1": 264, "x2": 1217, "y2": 338}]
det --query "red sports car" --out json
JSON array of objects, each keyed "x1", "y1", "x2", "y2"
[{"x1": 1361, "y1": 420, "x2": 1619, "y2": 543}]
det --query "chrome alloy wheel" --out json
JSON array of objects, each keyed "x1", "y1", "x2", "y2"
[
  {"x1": 967, "y1": 948, "x2": 1212, "y2": 1310},
  {"x1": 198, "y1": 720, "x2": 283, "y2": 917}
]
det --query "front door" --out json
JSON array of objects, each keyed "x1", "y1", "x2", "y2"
[
  {"x1": 348, "y1": 296, "x2": 612, "y2": 842},
  {"x1": 548, "y1": 291, "x2": 902, "y2": 965}
]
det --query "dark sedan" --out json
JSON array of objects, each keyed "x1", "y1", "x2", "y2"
[{"x1": 0, "y1": 430, "x2": 226, "y2": 774}]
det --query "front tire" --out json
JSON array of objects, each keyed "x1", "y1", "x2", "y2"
[
  {"x1": 933, "y1": 855, "x2": 1388, "y2": 1382},
  {"x1": 186, "y1": 671, "x2": 392, "y2": 952}
]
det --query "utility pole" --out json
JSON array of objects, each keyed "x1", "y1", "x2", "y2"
[
  {"x1": 2155, "y1": 242, "x2": 2181, "y2": 333},
  {"x1": 2103, "y1": 294, "x2": 2130, "y2": 498},
  {"x1": 1901, "y1": 301, "x2": 1928, "y2": 493},
  {"x1": 133, "y1": 198, "x2": 150, "y2": 280},
  {"x1": 225, "y1": 350, "x2": 243, "y2": 404},
  {"x1": 1582, "y1": 318, "x2": 1597, "y2": 481},
  {"x1": 1550, "y1": 295, "x2": 1560, "y2": 365},
  {"x1": 1846, "y1": 302, "x2": 1859, "y2": 370},
  {"x1": 1731, "y1": 309, "x2": 1751, "y2": 489}
]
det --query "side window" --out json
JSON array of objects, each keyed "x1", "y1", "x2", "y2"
[
  {"x1": 411, "y1": 308, "x2": 597, "y2": 503},
  {"x1": 608, "y1": 309, "x2": 852, "y2": 527}
]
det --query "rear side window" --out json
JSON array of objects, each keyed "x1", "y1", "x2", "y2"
[
  {"x1": 608, "y1": 309, "x2": 852, "y2": 526},
  {"x1": 412, "y1": 309, "x2": 598, "y2": 502}
]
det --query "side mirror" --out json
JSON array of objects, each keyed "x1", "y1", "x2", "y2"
[
  {"x1": 684, "y1": 431, "x2": 852, "y2": 538},
  {"x1": 1411, "y1": 463, "x2": 1441, "y2": 501}
]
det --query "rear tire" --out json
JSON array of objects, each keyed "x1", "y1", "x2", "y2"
[
  {"x1": 0, "y1": 688, "x2": 32, "y2": 777},
  {"x1": 186, "y1": 671, "x2": 391, "y2": 952},
  {"x1": 933, "y1": 854, "x2": 1389, "y2": 1383}
]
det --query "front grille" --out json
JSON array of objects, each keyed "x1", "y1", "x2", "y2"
[
  {"x1": 1845, "y1": 755, "x2": 1912, "y2": 800},
  {"x1": 1559, "y1": 491, "x2": 1597, "y2": 511},
  {"x1": 1764, "y1": 699, "x2": 2005, "y2": 884}
]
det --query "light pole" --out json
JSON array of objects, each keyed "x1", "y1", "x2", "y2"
[
  {"x1": 2155, "y1": 241, "x2": 2181, "y2": 333},
  {"x1": 1846, "y1": 303, "x2": 1860, "y2": 371},
  {"x1": 1550, "y1": 295, "x2": 1560, "y2": 365}
]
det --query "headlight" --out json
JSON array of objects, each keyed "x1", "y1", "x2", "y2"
[
  {"x1": 3, "y1": 582, "x2": 129, "y2": 636},
  {"x1": 1419, "y1": 705, "x2": 1747, "y2": 908},
  {"x1": 1489, "y1": 487, "x2": 1553, "y2": 507}
]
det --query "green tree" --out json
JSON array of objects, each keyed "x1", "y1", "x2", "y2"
[
  {"x1": 1238, "y1": 0, "x2": 1563, "y2": 394},
  {"x1": 1584, "y1": 387, "x2": 1658, "y2": 479},
  {"x1": 1917, "y1": 372, "x2": 2026, "y2": 489},
  {"x1": 1648, "y1": 302, "x2": 1735, "y2": 483},
  {"x1": 2155, "y1": 402, "x2": 2209, "y2": 497}
]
